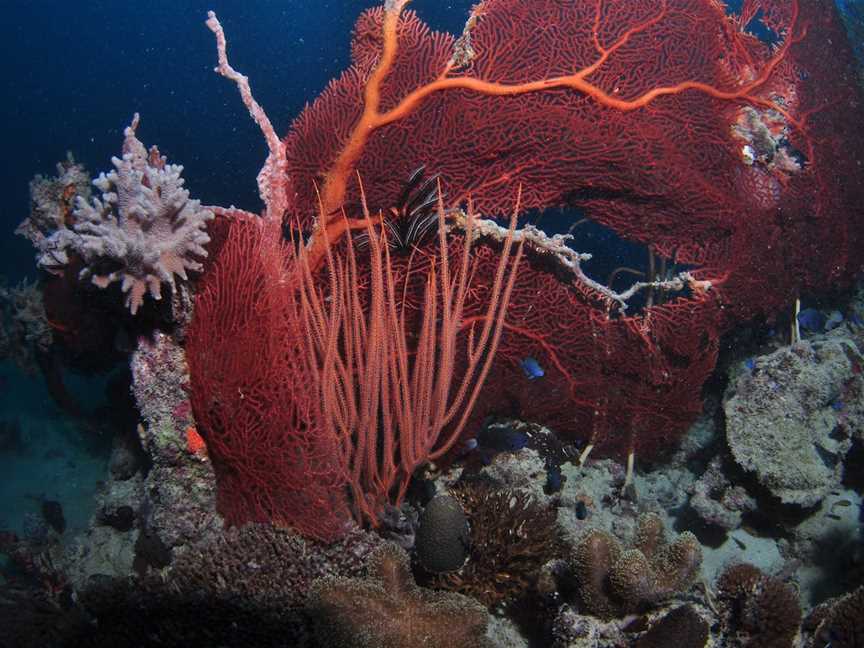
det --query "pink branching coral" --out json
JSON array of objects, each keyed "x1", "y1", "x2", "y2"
[
  {"x1": 16, "y1": 153, "x2": 92, "y2": 276},
  {"x1": 73, "y1": 114, "x2": 213, "y2": 314}
]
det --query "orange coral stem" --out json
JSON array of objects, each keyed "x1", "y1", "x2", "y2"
[{"x1": 318, "y1": 0, "x2": 800, "y2": 221}]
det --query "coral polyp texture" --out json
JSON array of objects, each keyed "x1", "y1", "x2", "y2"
[
  {"x1": 715, "y1": 563, "x2": 802, "y2": 648},
  {"x1": 309, "y1": 542, "x2": 495, "y2": 648},
  {"x1": 187, "y1": 0, "x2": 864, "y2": 536},
  {"x1": 806, "y1": 585, "x2": 864, "y2": 648},
  {"x1": 426, "y1": 481, "x2": 561, "y2": 608},
  {"x1": 73, "y1": 114, "x2": 213, "y2": 314},
  {"x1": 570, "y1": 512, "x2": 702, "y2": 618}
]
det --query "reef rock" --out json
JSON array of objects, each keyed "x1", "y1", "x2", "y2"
[{"x1": 724, "y1": 335, "x2": 863, "y2": 507}]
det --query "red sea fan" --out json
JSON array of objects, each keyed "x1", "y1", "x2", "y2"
[
  {"x1": 186, "y1": 212, "x2": 354, "y2": 540},
  {"x1": 189, "y1": 0, "x2": 864, "y2": 536}
]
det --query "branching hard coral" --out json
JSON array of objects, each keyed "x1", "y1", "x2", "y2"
[
  {"x1": 427, "y1": 480, "x2": 561, "y2": 608},
  {"x1": 73, "y1": 114, "x2": 213, "y2": 314},
  {"x1": 715, "y1": 563, "x2": 801, "y2": 648},
  {"x1": 310, "y1": 542, "x2": 494, "y2": 648},
  {"x1": 570, "y1": 512, "x2": 702, "y2": 619}
]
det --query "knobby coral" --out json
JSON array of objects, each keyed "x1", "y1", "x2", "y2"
[
  {"x1": 73, "y1": 114, "x2": 213, "y2": 314},
  {"x1": 309, "y1": 542, "x2": 495, "y2": 648},
  {"x1": 570, "y1": 512, "x2": 702, "y2": 618}
]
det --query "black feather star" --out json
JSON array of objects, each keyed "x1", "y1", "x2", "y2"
[{"x1": 354, "y1": 165, "x2": 446, "y2": 254}]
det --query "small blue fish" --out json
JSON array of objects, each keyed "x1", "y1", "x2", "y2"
[
  {"x1": 744, "y1": 357, "x2": 756, "y2": 372},
  {"x1": 825, "y1": 310, "x2": 844, "y2": 331},
  {"x1": 831, "y1": 400, "x2": 845, "y2": 412},
  {"x1": 478, "y1": 424, "x2": 529, "y2": 452},
  {"x1": 520, "y1": 356, "x2": 545, "y2": 380},
  {"x1": 797, "y1": 308, "x2": 826, "y2": 332},
  {"x1": 544, "y1": 462, "x2": 564, "y2": 494},
  {"x1": 456, "y1": 437, "x2": 478, "y2": 456}
]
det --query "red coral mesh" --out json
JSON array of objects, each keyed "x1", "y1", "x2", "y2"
[
  {"x1": 284, "y1": 0, "x2": 864, "y2": 313},
  {"x1": 186, "y1": 213, "x2": 353, "y2": 541},
  {"x1": 188, "y1": 0, "x2": 864, "y2": 534},
  {"x1": 273, "y1": 0, "x2": 864, "y2": 457},
  {"x1": 446, "y1": 240, "x2": 719, "y2": 458}
]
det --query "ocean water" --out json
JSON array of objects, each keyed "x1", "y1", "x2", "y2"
[{"x1": 1, "y1": 2, "x2": 863, "y2": 647}]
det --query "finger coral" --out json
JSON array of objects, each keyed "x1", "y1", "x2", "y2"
[
  {"x1": 570, "y1": 512, "x2": 702, "y2": 618},
  {"x1": 73, "y1": 114, "x2": 213, "y2": 314},
  {"x1": 715, "y1": 562, "x2": 801, "y2": 648},
  {"x1": 310, "y1": 542, "x2": 495, "y2": 648}
]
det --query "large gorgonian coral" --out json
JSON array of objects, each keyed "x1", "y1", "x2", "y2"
[
  {"x1": 73, "y1": 114, "x2": 213, "y2": 314},
  {"x1": 189, "y1": 0, "x2": 864, "y2": 539}
]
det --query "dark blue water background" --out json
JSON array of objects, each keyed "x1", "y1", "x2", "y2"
[{"x1": 0, "y1": 1, "x2": 477, "y2": 284}]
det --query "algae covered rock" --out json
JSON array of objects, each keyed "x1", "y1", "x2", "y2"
[{"x1": 724, "y1": 337, "x2": 863, "y2": 507}]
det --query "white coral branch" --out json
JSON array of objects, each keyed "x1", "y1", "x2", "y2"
[{"x1": 73, "y1": 115, "x2": 214, "y2": 314}]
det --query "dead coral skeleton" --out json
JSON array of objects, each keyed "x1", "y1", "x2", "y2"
[{"x1": 16, "y1": 153, "x2": 92, "y2": 276}]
